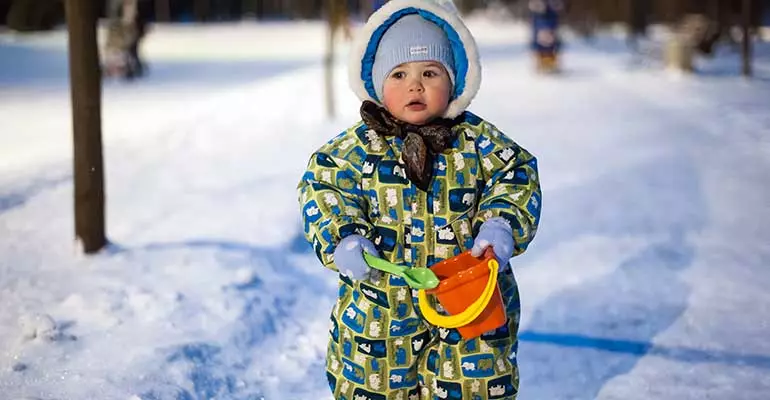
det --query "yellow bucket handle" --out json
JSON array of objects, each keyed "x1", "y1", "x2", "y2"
[{"x1": 417, "y1": 259, "x2": 499, "y2": 329}]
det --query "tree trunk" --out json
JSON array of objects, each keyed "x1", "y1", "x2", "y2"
[
  {"x1": 242, "y1": 0, "x2": 257, "y2": 18},
  {"x1": 65, "y1": 0, "x2": 107, "y2": 253},
  {"x1": 324, "y1": 0, "x2": 336, "y2": 119},
  {"x1": 742, "y1": 0, "x2": 752, "y2": 77},
  {"x1": 194, "y1": 0, "x2": 209, "y2": 21},
  {"x1": 155, "y1": 0, "x2": 171, "y2": 21},
  {"x1": 627, "y1": 0, "x2": 649, "y2": 50}
]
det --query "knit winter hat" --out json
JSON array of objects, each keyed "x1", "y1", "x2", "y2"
[{"x1": 371, "y1": 13, "x2": 456, "y2": 102}]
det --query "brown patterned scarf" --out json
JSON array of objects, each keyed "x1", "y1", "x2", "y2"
[{"x1": 360, "y1": 100, "x2": 459, "y2": 191}]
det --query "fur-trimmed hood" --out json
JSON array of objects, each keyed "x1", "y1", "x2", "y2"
[{"x1": 348, "y1": 0, "x2": 481, "y2": 119}]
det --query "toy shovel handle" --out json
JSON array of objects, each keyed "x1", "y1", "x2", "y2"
[{"x1": 363, "y1": 252, "x2": 407, "y2": 275}]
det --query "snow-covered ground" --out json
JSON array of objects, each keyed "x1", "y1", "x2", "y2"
[{"x1": 1, "y1": 19, "x2": 769, "y2": 400}]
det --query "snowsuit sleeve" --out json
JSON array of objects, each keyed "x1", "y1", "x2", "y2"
[
  {"x1": 298, "y1": 150, "x2": 375, "y2": 271},
  {"x1": 472, "y1": 120, "x2": 542, "y2": 256}
]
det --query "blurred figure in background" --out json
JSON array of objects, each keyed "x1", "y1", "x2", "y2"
[
  {"x1": 103, "y1": 17, "x2": 130, "y2": 78},
  {"x1": 103, "y1": 0, "x2": 148, "y2": 80},
  {"x1": 529, "y1": 0, "x2": 564, "y2": 73}
]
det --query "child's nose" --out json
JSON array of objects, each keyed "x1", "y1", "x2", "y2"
[{"x1": 408, "y1": 80, "x2": 424, "y2": 92}]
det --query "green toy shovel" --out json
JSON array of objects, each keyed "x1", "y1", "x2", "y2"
[{"x1": 363, "y1": 253, "x2": 440, "y2": 290}]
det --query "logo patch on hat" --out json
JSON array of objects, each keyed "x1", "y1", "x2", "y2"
[{"x1": 409, "y1": 46, "x2": 429, "y2": 56}]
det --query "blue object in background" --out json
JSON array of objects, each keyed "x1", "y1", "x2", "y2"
[
  {"x1": 530, "y1": 0, "x2": 563, "y2": 53},
  {"x1": 374, "y1": 0, "x2": 388, "y2": 12}
]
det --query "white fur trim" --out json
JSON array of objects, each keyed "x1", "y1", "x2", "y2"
[{"x1": 348, "y1": 0, "x2": 481, "y2": 119}]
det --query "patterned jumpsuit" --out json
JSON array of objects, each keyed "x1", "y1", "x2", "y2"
[{"x1": 298, "y1": 112, "x2": 541, "y2": 400}]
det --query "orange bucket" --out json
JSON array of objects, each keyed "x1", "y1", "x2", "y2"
[{"x1": 417, "y1": 249, "x2": 507, "y2": 339}]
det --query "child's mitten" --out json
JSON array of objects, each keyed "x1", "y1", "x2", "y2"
[
  {"x1": 333, "y1": 234, "x2": 379, "y2": 280},
  {"x1": 470, "y1": 217, "x2": 514, "y2": 272}
]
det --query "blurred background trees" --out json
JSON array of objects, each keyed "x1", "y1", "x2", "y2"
[
  {"x1": 4, "y1": 1, "x2": 767, "y2": 78},
  {"x1": 2, "y1": 1, "x2": 768, "y2": 34}
]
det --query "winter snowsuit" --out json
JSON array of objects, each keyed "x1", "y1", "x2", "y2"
[{"x1": 297, "y1": 1, "x2": 542, "y2": 399}]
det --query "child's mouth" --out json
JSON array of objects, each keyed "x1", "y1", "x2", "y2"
[{"x1": 406, "y1": 101, "x2": 426, "y2": 111}]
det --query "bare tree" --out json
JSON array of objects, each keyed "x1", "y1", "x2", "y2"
[
  {"x1": 194, "y1": 0, "x2": 210, "y2": 21},
  {"x1": 65, "y1": 0, "x2": 107, "y2": 253},
  {"x1": 155, "y1": 0, "x2": 171, "y2": 21},
  {"x1": 324, "y1": 0, "x2": 351, "y2": 118},
  {"x1": 324, "y1": 0, "x2": 335, "y2": 118},
  {"x1": 742, "y1": 0, "x2": 752, "y2": 76}
]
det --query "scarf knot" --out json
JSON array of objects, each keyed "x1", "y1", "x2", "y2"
[{"x1": 360, "y1": 100, "x2": 459, "y2": 191}]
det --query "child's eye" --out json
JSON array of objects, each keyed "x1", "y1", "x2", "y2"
[
  {"x1": 423, "y1": 70, "x2": 439, "y2": 78},
  {"x1": 391, "y1": 71, "x2": 406, "y2": 79}
]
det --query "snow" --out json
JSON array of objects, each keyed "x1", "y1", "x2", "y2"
[{"x1": 2, "y1": 18, "x2": 770, "y2": 399}]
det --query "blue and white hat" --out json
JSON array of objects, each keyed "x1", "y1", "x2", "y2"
[{"x1": 348, "y1": 0, "x2": 481, "y2": 119}]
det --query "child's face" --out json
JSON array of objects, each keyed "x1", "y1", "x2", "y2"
[{"x1": 382, "y1": 61, "x2": 451, "y2": 125}]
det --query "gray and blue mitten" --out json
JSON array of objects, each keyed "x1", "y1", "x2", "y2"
[
  {"x1": 471, "y1": 217, "x2": 514, "y2": 273},
  {"x1": 333, "y1": 234, "x2": 379, "y2": 280}
]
